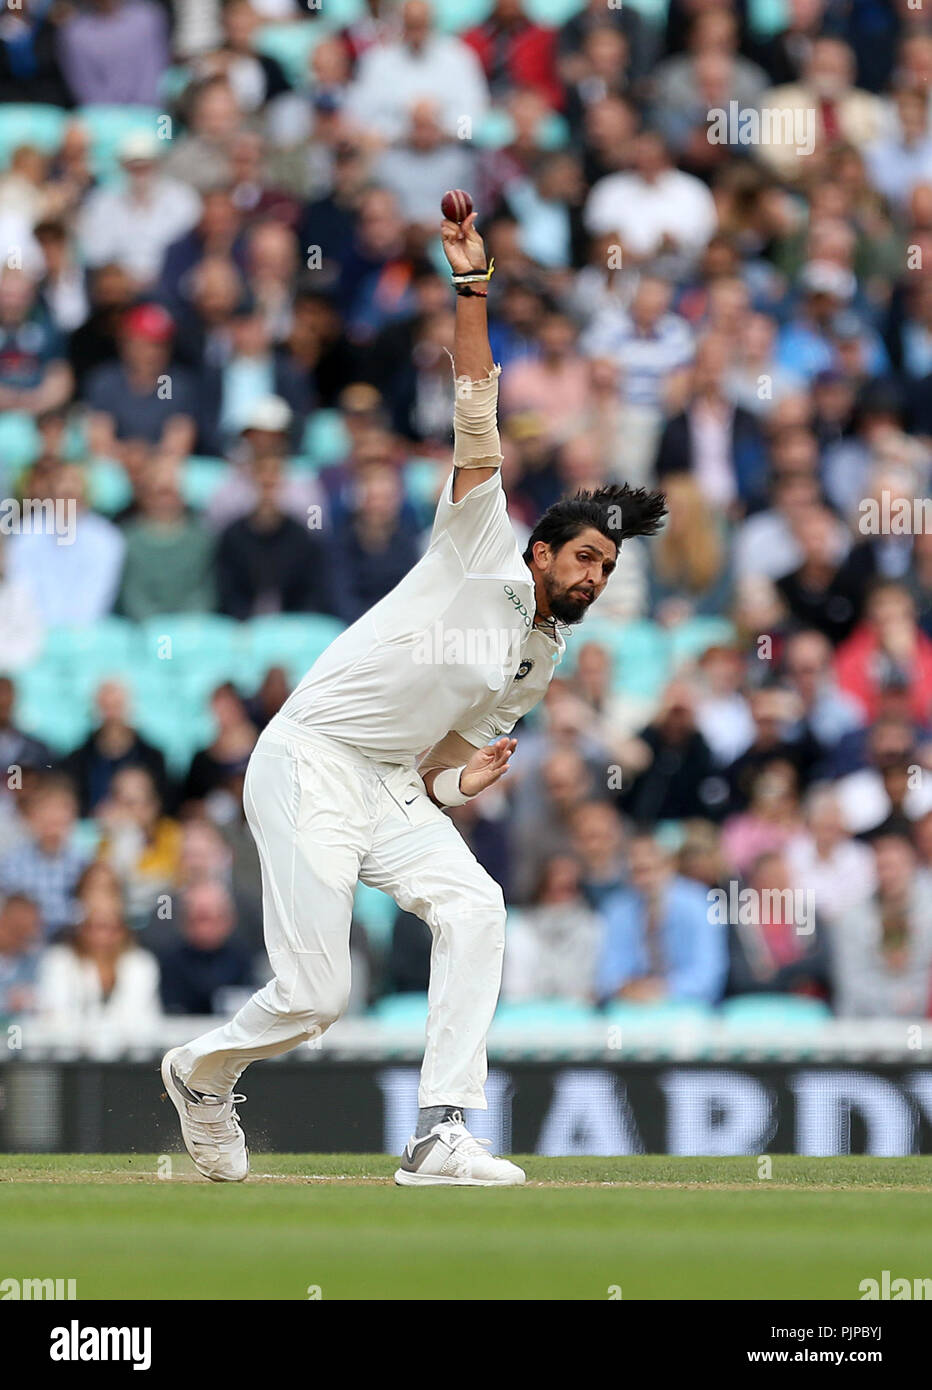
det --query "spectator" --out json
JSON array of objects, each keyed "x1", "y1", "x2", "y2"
[
  {"x1": 596, "y1": 832, "x2": 728, "y2": 1004},
  {"x1": 117, "y1": 457, "x2": 216, "y2": 620},
  {"x1": 157, "y1": 879, "x2": 255, "y2": 1014},
  {"x1": 77, "y1": 132, "x2": 202, "y2": 290},
  {"x1": 0, "y1": 894, "x2": 41, "y2": 1016},
  {"x1": 181, "y1": 684, "x2": 257, "y2": 806},
  {"x1": 721, "y1": 760, "x2": 803, "y2": 879},
  {"x1": 620, "y1": 680, "x2": 721, "y2": 823},
  {"x1": 56, "y1": 0, "x2": 169, "y2": 106},
  {"x1": 786, "y1": 784, "x2": 877, "y2": 919},
  {"x1": 206, "y1": 396, "x2": 323, "y2": 530},
  {"x1": 0, "y1": 776, "x2": 86, "y2": 939},
  {"x1": 655, "y1": 333, "x2": 767, "y2": 511},
  {"x1": 830, "y1": 832, "x2": 932, "y2": 1017},
  {"x1": 372, "y1": 100, "x2": 477, "y2": 229},
  {"x1": 503, "y1": 855, "x2": 603, "y2": 1001},
  {"x1": 776, "y1": 505, "x2": 868, "y2": 646},
  {"x1": 755, "y1": 37, "x2": 884, "y2": 183},
  {"x1": 330, "y1": 463, "x2": 421, "y2": 624},
  {"x1": 216, "y1": 455, "x2": 335, "y2": 618},
  {"x1": 724, "y1": 849, "x2": 832, "y2": 999},
  {"x1": 583, "y1": 130, "x2": 718, "y2": 275},
  {"x1": 780, "y1": 628, "x2": 864, "y2": 759},
  {"x1": 648, "y1": 475, "x2": 732, "y2": 626},
  {"x1": 834, "y1": 580, "x2": 932, "y2": 724},
  {"x1": 0, "y1": 267, "x2": 73, "y2": 417},
  {"x1": 569, "y1": 800, "x2": 627, "y2": 908},
  {"x1": 63, "y1": 680, "x2": 169, "y2": 817},
  {"x1": 35, "y1": 863, "x2": 161, "y2": 1041},
  {"x1": 7, "y1": 465, "x2": 125, "y2": 627},
  {"x1": 162, "y1": 76, "x2": 243, "y2": 193},
  {"x1": 462, "y1": 0, "x2": 563, "y2": 111},
  {"x1": 347, "y1": 0, "x2": 490, "y2": 142},
  {"x1": 96, "y1": 767, "x2": 182, "y2": 927},
  {"x1": 83, "y1": 303, "x2": 200, "y2": 457},
  {"x1": 0, "y1": 0, "x2": 72, "y2": 105}
]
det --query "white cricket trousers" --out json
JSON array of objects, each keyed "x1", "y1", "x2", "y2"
[{"x1": 173, "y1": 715, "x2": 506, "y2": 1108}]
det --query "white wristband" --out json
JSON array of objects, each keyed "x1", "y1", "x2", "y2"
[{"x1": 432, "y1": 765, "x2": 473, "y2": 807}]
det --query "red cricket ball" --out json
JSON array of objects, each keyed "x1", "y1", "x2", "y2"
[{"x1": 441, "y1": 189, "x2": 474, "y2": 223}]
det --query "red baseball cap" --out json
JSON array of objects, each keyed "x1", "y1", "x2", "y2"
[{"x1": 123, "y1": 303, "x2": 175, "y2": 342}]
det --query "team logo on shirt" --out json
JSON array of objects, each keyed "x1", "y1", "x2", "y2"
[
  {"x1": 514, "y1": 659, "x2": 534, "y2": 681},
  {"x1": 503, "y1": 584, "x2": 532, "y2": 628}
]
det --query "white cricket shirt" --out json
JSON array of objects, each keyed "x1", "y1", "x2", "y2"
[{"x1": 279, "y1": 471, "x2": 565, "y2": 763}]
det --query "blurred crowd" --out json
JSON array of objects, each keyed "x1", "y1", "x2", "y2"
[{"x1": 2, "y1": 0, "x2": 932, "y2": 1039}]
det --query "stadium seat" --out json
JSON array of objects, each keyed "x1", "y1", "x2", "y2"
[
  {"x1": 433, "y1": 0, "x2": 493, "y2": 31},
  {"x1": 86, "y1": 459, "x2": 133, "y2": 516},
  {"x1": 244, "y1": 613, "x2": 345, "y2": 687},
  {"x1": 44, "y1": 620, "x2": 139, "y2": 674},
  {"x1": 668, "y1": 617, "x2": 737, "y2": 669},
  {"x1": 0, "y1": 105, "x2": 68, "y2": 166},
  {"x1": 493, "y1": 1000, "x2": 596, "y2": 1028},
  {"x1": 76, "y1": 105, "x2": 165, "y2": 180},
  {"x1": 0, "y1": 413, "x2": 41, "y2": 473},
  {"x1": 373, "y1": 993, "x2": 430, "y2": 1024},
  {"x1": 719, "y1": 995, "x2": 833, "y2": 1030},
  {"x1": 300, "y1": 410, "x2": 349, "y2": 468},
  {"x1": 601, "y1": 1000, "x2": 715, "y2": 1033},
  {"x1": 254, "y1": 23, "x2": 323, "y2": 88},
  {"x1": 138, "y1": 614, "x2": 239, "y2": 671},
  {"x1": 523, "y1": 0, "x2": 585, "y2": 22},
  {"x1": 569, "y1": 618, "x2": 671, "y2": 699},
  {"x1": 352, "y1": 882, "x2": 397, "y2": 949},
  {"x1": 181, "y1": 457, "x2": 228, "y2": 511}
]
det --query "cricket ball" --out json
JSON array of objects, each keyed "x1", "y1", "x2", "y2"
[{"x1": 441, "y1": 189, "x2": 474, "y2": 223}]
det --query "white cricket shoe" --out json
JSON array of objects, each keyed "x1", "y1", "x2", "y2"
[
  {"x1": 394, "y1": 1113, "x2": 526, "y2": 1187},
  {"x1": 160, "y1": 1047, "x2": 249, "y2": 1183}
]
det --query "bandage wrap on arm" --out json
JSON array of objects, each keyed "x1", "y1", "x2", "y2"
[
  {"x1": 432, "y1": 765, "x2": 474, "y2": 807},
  {"x1": 453, "y1": 363, "x2": 503, "y2": 469}
]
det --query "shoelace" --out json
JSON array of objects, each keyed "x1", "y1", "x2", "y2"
[
  {"x1": 187, "y1": 1093, "x2": 246, "y2": 1137},
  {"x1": 450, "y1": 1132, "x2": 493, "y2": 1158}
]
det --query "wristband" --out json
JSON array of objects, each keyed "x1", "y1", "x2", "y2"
[
  {"x1": 432, "y1": 765, "x2": 474, "y2": 806},
  {"x1": 451, "y1": 257, "x2": 495, "y2": 286}
]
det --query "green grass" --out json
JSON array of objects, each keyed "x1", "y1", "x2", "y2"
[{"x1": 1, "y1": 1155, "x2": 930, "y2": 1300}]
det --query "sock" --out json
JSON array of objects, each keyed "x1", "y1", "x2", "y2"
[{"x1": 415, "y1": 1105, "x2": 465, "y2": 1137}]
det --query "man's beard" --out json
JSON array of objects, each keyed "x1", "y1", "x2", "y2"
[{"x1": 542, "y1": 572, "x2": 593, "y2": 625}]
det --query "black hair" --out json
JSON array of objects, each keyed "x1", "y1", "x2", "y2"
[{"x1": 522, "y1": 484, "x2": 667, "y2": 564}]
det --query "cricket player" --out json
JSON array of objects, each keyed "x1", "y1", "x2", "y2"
[{"x1": 162, "y1": 209, "x2": 666, "y2": 1186}]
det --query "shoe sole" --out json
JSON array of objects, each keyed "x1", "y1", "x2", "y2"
[
  {"x1": 159, "y1": 1048, "x2": 249, "y2": 1184},
  {"x1": 393, "y1": 1167, "x2": 526, "y2": 1187}
]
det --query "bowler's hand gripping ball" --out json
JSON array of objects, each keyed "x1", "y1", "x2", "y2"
[{"x1": 441, "y1": 189, "x2": 474, "y2": 223}]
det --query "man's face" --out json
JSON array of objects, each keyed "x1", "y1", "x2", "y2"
[{"x1": 533, "y1": 526, "x2": 616, "y2": 624}]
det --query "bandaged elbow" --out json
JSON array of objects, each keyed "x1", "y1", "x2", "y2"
[{"x1": 453, "y1": 363, "x2": 503, "y2": 469}]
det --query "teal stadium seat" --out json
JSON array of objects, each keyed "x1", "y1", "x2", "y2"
[
  {"x1": 76, "y1": 105, "x2": 164, "y2": 180},
  {"x1": 139, "y1": 613, "x2": 239, "y2": 671},
  {"x1": 493, "y1": 999, "x2": 596, "y2": 1028},
  {"x1": 0, "y1": 105, "x2": 67, "y2": 166},
  {"x1": 181, "y1": 457, "x2": 228, "y2": 511},
  {"x1": 569, "y1": 618, "x2": 671, "y2": 701},
  {"x1": 719, "y1": 994, "x2": 832, "y2": 1030},
  {"x1": 433, "y1": 0, "x2": 493, "y2": 31},
  {"x1": 0, "y1": 413, "x2": 41, "y2": 473},
  {"x1": 244, "y1": 613, "x2": 345, "y2": 687},
  {"x1": 352, "y1": 882, "x2": 397, "y2": 949},
  {"x1": 86, "y1": 459, "x2": 133, "y2": 516},
  {"x1": 254, "y1": 23, "x2": 324, "y2": 88},
  {"x1": 601, "y1": 1000, "x2": 715, "y2": 1034},
  {"x1": 668, "y1": 616, "x2": 737, "y2": 669},
  {"x1": 301, "y1": 410, "x2": 349, "y2": 469},
  {"x1": 524, "y1": 0, "x2": 585, "y2": 22},
  {"x1": 373, "y1": 993, "x2": 430, "y2": 1024}
]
